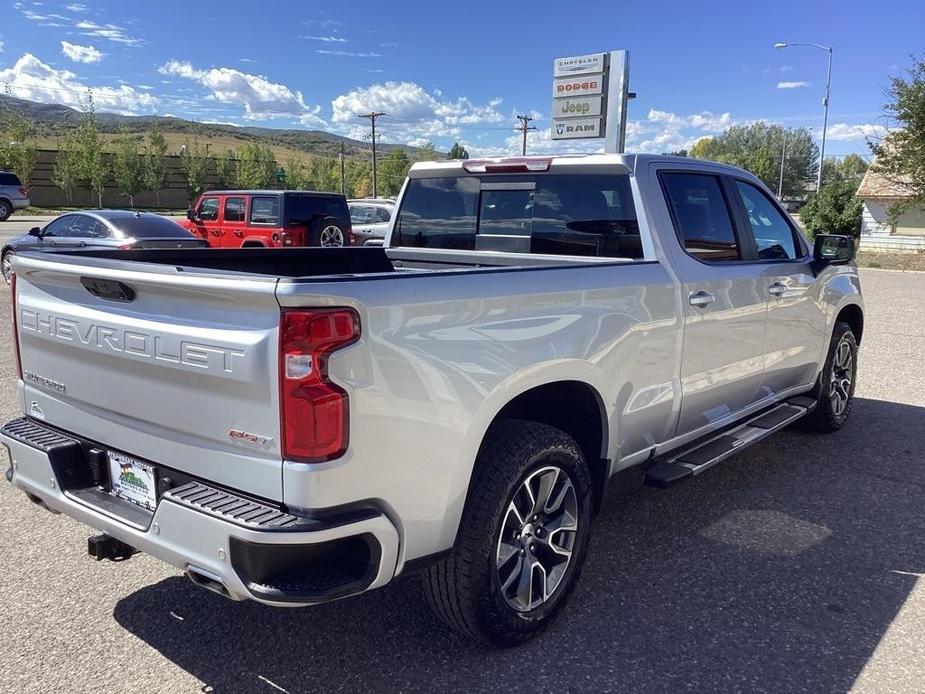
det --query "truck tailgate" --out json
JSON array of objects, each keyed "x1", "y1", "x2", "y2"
[{"x1": 12, "y1": 254, "x2": 284, "y2": 501}]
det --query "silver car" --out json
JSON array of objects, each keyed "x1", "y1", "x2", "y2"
[
  {"x1": 1, "y1": 209, "x2": 206, "y2": 284},
  {"x1": 0, "y1": 171, "x2": 30, "y2": 221},
  {"x1": 348, "y1": 198, "x2": 394, "y2": 246}
]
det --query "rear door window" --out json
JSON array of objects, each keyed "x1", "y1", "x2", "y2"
[
  {"x1": 224, "y1": 196, "x2": 246, "y2": 223},
  {"x1": 375, "y1": 206, "x2": 392, "y2": 223},
  {"x1": 393, "y1": 174, "x2": 641, "y2": 258},
  {"x1": 661, "y1": 172, "x2": 740, "y2": 261},
  {"x1": 250, "y1": 196, "x2": 280, "y2": 225}
]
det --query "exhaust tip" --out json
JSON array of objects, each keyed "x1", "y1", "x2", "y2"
[{"x1": 186, "y1": 566, "x2": 233, "y2": 600}]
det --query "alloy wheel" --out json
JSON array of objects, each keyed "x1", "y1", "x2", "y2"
[
  {"x1": 829, "y1": 336, "x2": 854, "y2": 417},
  {"x1": 320, "y1": 226, "x2": 345, "y2": 247},
  {"x1": 495, "y1": 465, "x2": 579, "y2": 613}
]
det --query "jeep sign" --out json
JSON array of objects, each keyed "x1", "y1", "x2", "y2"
[
  {"x1": 552, "y1": 118, "x2": 602, "y2": 139},
  {"x1": 553, "y1": 96, "x2": 603, "y2": 118},
  {"x1": 551, "y1": 49, "x2": 630, "y2": 150}
]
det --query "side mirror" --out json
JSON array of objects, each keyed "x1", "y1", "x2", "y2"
[
  {"x1": 186, "y1": 208, "x2": 197, "y2": 221},
  {"x1": 813, "y1": 234, "x2": 855, "y2": 265},
  {"x1": 28, "y1": 226, "x2": 41, "y2": 237}
]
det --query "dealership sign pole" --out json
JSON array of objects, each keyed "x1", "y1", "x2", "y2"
[{"x1": 551, "y1": 50, "x2": 630, "y2": 152}]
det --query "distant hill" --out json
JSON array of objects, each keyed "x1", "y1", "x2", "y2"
[{"x1": 0, "y1": 94, "x2": 438, "y2": 161}]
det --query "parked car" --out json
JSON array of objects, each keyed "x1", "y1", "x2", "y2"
[
  {"x1": 0, "y1": 171, "x2": 30, "y2": 221},
  {"x1": 348, "y1": 198, "x2": 395, "y2": 246},
  {"x1": 184, "y1": 190, "x2": 354, "y2": 248},
  {"x1": 1, "y1": 209, "x2": 205, "y2": 284},
  {"x1": 3, "y1": 154, "x2": 863, "y2": 646}
]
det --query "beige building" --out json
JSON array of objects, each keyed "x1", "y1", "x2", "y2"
[{"x1": 857, "y1": 170, "x2": 925, "y2": 252}]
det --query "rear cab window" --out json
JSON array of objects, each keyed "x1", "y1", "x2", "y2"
[{"x1": 392, "y1": 173, "x2": 642, "y2": 259}]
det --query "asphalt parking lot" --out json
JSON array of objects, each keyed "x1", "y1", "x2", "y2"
[{"x1": 0, "y1": 268, "x2": 923, "y2": 693}]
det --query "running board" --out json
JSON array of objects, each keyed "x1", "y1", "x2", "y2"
[{"x1": 644, "y1": 398, "x2": 815, "y2": 489}]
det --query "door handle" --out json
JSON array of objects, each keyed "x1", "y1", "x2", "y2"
[
  {"x1": 768, "y1": 282, "x2": 787, "y2": 297},
  {"x1": 688, "y1": 290, "x2": 715, "y2": 307},
  {"x1": 234, "y1": 230, "x2": 243, "y2": 237}
]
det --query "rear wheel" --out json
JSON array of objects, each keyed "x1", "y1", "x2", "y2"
[
  {"x1": 423, "y1": 420, "x2": 592, "y2": 646},
  {"x1": 1, "y1": 249, "x2": 13, "y2": 285},
  {"x1": 803, "y1": 321, "x2": 858, "y2": 432},
  {"x1": 0, "y1": 201, "x2": 12, "y2": 222}
]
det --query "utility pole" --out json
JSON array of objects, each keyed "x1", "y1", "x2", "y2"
[
  {"x1": 514, "y1": 115, "x2": 536, "y2": 156},
  {"x1": 357, "y1": 111, "x2": 385, "y2": 197},
  {"x1": 339, "y1": 141, "x2": 346, "y2": 196}
]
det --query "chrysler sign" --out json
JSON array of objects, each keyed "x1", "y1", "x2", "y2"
[{"x1": 553, "y1": 52, "x2": 606, "y2": 78}]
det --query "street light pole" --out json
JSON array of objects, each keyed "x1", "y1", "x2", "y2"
[{"x1": 774, "y1": 42, "x2": 832, "y2": 192}]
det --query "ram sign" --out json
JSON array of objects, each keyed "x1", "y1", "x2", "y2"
[{"x1": 551, "y1": 50, "x2": 629, "y2": 151}]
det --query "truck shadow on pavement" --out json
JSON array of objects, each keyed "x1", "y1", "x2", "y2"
[{"x1": 113, "y1": 397, "x2": 925, "y2": 694}]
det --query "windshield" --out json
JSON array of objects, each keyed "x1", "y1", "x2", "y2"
[{"x1": 393, "y1": 173, "x2": 642, "y2": 258}]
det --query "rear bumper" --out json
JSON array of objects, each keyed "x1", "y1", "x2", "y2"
[
  {"x1": 10, "y1": 197, "x2": 29, "y2": 211},
  {"x1": 1, "y1": 418, "x2": 399, "y2": 606}
]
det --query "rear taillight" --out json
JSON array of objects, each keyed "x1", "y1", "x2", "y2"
[
  {"x1": 18, "y1": 187, "x2": 27, "y2": 197},
  {"x1": 10, "y1": 272, "x2": 22, "y2": 379},
  {"x1": 279, "y1": 308, "x2": 360, "y2": 462},
  {"x1": 281, "y1": 231, "x2": 293, "y2": 246}
]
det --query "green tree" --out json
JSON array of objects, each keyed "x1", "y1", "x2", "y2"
[
  {"x1": 143, "y1": 117, "x2": 168, "y2": 206},
  {"x1": 417, "y1": 141, "x2": 438, "y2": 161},
  {"x1": 76, "y1": 95, "x2": 106, "y2": 207},
  {"x1": 234, "y1": 142, "x2": 276, "y2": 188},
  {"x1": 216, "y1": 148, "x2": 236, "y2": 188},
  {"x1": 53, "y1": 131, "x2": 82, "y2": 204},
  {"x1": 821, "y1": 153, "x2": 869, "y2": 186},
  {"x1": 665, "y1": 149, "x2": 689, "y2": 157},
  {"x1": 113, "y1": 131, "x2": 145, "y2": 207},
  {"x1": 179, "y1": 138, "x2": 211, "y2": 201},
  {"x1": 799, "y1": 178, "x2": 863, "y2": 238},
  {"x1": 378, "y1": 148, "x2": 412, "y2": 197},
  {"x1": 344, "y1": 159, "x2": 372, "y2": 197},
  {"x1": 285, "y1": 157, "x2": 311, "y2": 190},
  {"x1": 870, "y1": 53, "x2": 925, "y2": 221},
  {"x1": 446, "y1": 142, "x2": 469, "y2": 160},
  {"x1": 0, "y1": 106, "x2": 38, "y2": 191},
  {"x1": 309, "y1": 155, "x2": 339, "y2": 191},
  {"x1": 690, "y1": 122, "x2": 818, "y2": 198}
]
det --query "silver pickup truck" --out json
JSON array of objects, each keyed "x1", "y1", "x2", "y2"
[{"x1": 2, "y1": 154, "x2": 862, "y2": 646}]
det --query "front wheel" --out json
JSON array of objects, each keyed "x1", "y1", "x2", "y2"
[
  {"x1": 802, "y1": 321, "x2": 858, "y2": 432},
  {"x1": 423, "y1": 420, "x2": 592, "y2": 646},
  {"x1": 0, "y1": 201, "x2": 11, "y2": 222},
  {"x1": 1, "y1": 250, "x2": 13, "y2": 285}
]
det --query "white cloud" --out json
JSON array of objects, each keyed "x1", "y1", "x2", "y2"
[
  {"x1": 777, "y1": 81, "x2": 810, "y2": 89},
  {"x1": 300, "y1": 35, "x2": 346, "y2": 43},
  {"x1": 158, "y1": 59, "x2": 324, "y2": 125},
  {"x1": 60, "y1": 41, "x2": 101, "y2": 64},
  {"x1": 687, "y1": 111, "x2": 732, "y2": 132},
  {"x1": 316, "y1": 49, "x2": 381, "y2": 58},
  {"x1": 75, "y1": 19, "x2": 141, "y2": 46},
  {"x1": 825, "y1": 123, "x2": 886, "y2": 141},
  {"x1": 65, "y1": 2, "x2": 89, "y2": 11},
  {"x1": 238, "y1": 58, "x2": 257, "y2": 64},
  {"x1": 0, "y1": 52, "x2": 157, "y2": 114},
  {"x1": 13, "y1": 2, "x2": 68, "y2": 27},
  {"x1": 330, "y1": 81, "x2": 506, "y2": 143},
  {"x1": 0, "y1": 42, "x2": 4, "y2": 54}
]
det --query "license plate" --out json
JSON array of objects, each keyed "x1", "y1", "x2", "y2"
[{"x1": 109, "y1": 451, "x2": 157, "y2": 510}]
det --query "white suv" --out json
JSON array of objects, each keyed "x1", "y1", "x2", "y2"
[{"x1": 348, "y1": 199, "x2": 394, "y2": 246}]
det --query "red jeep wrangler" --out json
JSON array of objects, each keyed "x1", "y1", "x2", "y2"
[{"x1": 184, "y1": 190, "x2": 354, "y2": 248}]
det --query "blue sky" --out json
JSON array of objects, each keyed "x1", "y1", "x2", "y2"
[{"x1": 1, "y1": 0, "x2": 922, "y2": 158}]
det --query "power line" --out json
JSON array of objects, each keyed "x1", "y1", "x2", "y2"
[
  {"x1": 356, "y1": 111, "x2": 385, "y2": 197},
  {"x1": 514, "y1": 115, "x2": 536, "y2": 156}
]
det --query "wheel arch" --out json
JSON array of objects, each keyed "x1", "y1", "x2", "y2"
[
  {"x1": 835, "y1": 302, "x2": 864, "y2": 344},
  {"x1": 240, "y1": 239, "x2": 268, "y2": 248}
]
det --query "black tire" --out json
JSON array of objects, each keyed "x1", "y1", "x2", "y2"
[
  {"x1": 1, "y1": 249, "x2": 12, "y2": 285},
  {"x1": 423, "y1": 420, "x2": 593, "y2": 646},
  {"x1": 802, "y1": 321, "x2": 858, "y2": 432},
  {"x1": 0, "y1": 200, "x2": 12, "y2": 222}
]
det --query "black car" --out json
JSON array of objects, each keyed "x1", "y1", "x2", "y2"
[{"x1": 2, "y1": 210, "x2": 206, "y2": 284}]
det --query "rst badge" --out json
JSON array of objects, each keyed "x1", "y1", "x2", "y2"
[{"x1": 227, "y1": 428, "x2": 274, "y2": 449}]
